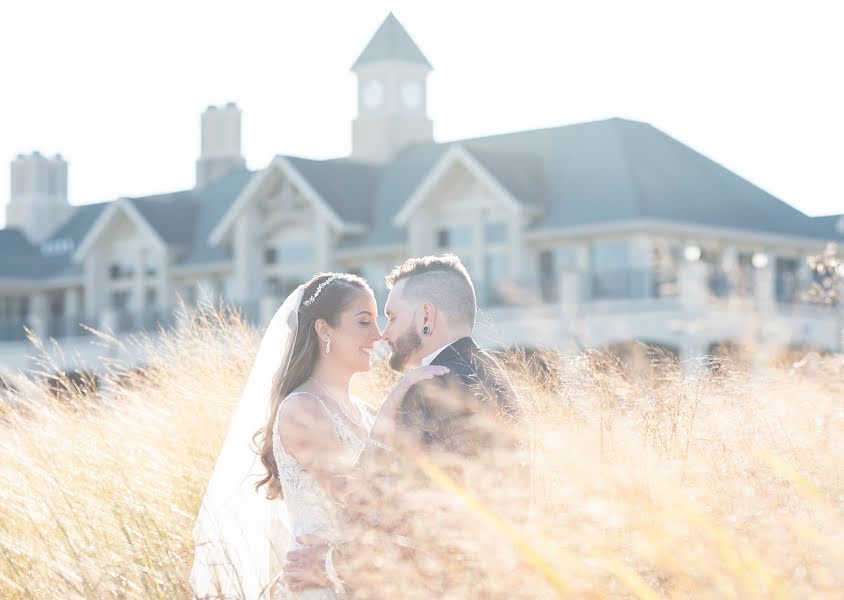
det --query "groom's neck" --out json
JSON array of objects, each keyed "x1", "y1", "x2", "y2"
[{"x1": 421, "y1": 328, "x2": 471, "y2": 358}]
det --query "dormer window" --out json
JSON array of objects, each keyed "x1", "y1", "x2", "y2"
[{"x1": 40, "y1": 238, "x2": 75, "y2": 258}]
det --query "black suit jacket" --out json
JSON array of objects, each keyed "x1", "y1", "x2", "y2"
[{"x1": 397, "y1": 337, "x2": 520, "y2": 454}]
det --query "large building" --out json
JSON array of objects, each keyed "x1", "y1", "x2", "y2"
[{"x1": 1, "y1": 13, "x2": 843, "y2": 375}]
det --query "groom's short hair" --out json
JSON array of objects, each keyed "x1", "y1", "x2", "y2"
[{"x1": 385, "y1": 254, "x2": 477, "y2": 327}]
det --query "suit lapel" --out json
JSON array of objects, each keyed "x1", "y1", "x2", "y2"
[{"x1": 430, "y1": 336, "x2": 477, "y2": 367}]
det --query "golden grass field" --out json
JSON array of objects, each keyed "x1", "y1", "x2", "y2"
[{"x1": 0, "y1": 305, "x2": 842, "y2": 599}]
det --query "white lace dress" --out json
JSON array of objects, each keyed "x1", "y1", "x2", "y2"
[{"x1": 270, "y1": 392, "x2": 373, "y2": 600}]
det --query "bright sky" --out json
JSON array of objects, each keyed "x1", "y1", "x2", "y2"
[{"x1": 1, "y1": 0, "x2": 842, "y2": 229}]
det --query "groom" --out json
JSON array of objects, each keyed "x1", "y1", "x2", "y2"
[
  {"x1": 283, "y1": 254, "x2": 520, "y2": 593},
  {"x1": 378, "y1": 253, "x2": 520, "y2": 451}
]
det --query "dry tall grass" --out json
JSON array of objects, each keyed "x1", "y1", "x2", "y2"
[{"x1": 0, "y1": 307, "x2": 842, "y2": 599}]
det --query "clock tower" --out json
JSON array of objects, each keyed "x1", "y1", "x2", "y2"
[{"x1": 351, "y1": 13, "x2": 433, "y2": 163}]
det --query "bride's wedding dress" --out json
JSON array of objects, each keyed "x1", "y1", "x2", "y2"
[
  {"x1": 191, "y1": 285, "x2": 370, "y2": 600},
  {"x1": 270, "y1": 391, "x2": 373, "y2": 600}
]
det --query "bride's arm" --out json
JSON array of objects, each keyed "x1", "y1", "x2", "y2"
[{"x1": 354, "y1": 364, "x2": 450, "y2": 467}]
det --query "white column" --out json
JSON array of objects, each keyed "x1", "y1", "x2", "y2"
[
  {"x1": 473, "y1": 214, "x2": 487, "y2": 306},
  {"x1": 508, "y1": 210, "x2": 526, "y2": 289},
  {"x1": 754, "y1": 257, "x2": 775, "y2": 314},
  {"x1": 679, "y1": 260, "x2": 708, "y2": 313},
  {"x1": 630, "y1": 234, "x2": 652, "y2": 298},
  {"x1": 559, "y1": 271, "x2": 581, "y2": 321},
  {"x1": 233, "y1": 207, "x2": 262, "y2": 303},
  {"x1": 83, "y1": 254, "x2": 106, "y2": 328},
  {"x1": 407, "y1": 212, "x2": 430, "y2": 258},
  {"x1": 65, "y1": 287, "x2": 82, "y2": 336},
  {"x1": 313, "y1": 217, "x2": 332, "y2": 272},
  {"x1": 131, "y1": 251, "x2": 145, "y2": 315}
]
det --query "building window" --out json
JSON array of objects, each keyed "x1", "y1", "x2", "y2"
[
  {"x1": 265, "y1": 277, "x2": 283, "y2": 296},
  {"x1": 775, "y1": 257, "x2": 800, "y2": 303},
  {"x1": 589, "y1": 239, "x2": 644, "y2": 299},
  {"x1": 485, "y1": 252, "x2": 510, "y2": 306},
  {"x1": 264, "y1": 248, "x2": 278, "y2": 265},
  {"x1": 144, "y1": 255, "x2": 158, "y2": 277},
  {"x1": 485, "y1": 222, "x2": 508, "y2": 244},
  {"x1": 109, "y1": 263, "x2": 134, "y2": 280},
  {"x1": 650, "y1": 242, "x2": 679, "y2": 298},
  {"x1": 539, "y1": 250, "x2": 557, "y2": 303},
  {"x1": 111, "y1": 291, "x2": 131, "y2": 310},
  {"x1": 145, "y1": 288, "x2": 157, "y2": 307},
  {"x1": 437, "y1": 225, "x2": 472, "y2": 249},
  {"x1": 281, "y1": 242, "x2": 312, "y2": 263}
]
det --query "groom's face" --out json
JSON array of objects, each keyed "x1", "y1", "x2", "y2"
[{"x1": 382, "y1": 282, "x2": 423, "y2": 371}]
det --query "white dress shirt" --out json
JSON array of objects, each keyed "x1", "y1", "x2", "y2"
[{"x1": 421, "y1": 342, "x2": 454, "y2": 366}]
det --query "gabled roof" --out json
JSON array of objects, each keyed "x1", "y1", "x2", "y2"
[
  {"x1": 0, "y1": 171, "x2": 253, "y2": 281},
  {"x1": 285, "y1": 157, "x2": 380, "y2": 226},
  {"x1": 178, "y1": 169, "x2": 253, "y2": 266},
  {"x1": 461, "y1": 146, "x2": 547, "y2": 213},
  {"x1": 351, "y1": 13, "x2": 432, "y2": 70},
  {"x1": 128, "y1": 191, "x2": 198, "y2": 247},
  {"x1": 3, "y1": 117, "x2": 840, "y2": 283}
]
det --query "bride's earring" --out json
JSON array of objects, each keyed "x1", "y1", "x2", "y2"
[{"x1": 324, "y1": 337, "x2": 331, "y2": 354}]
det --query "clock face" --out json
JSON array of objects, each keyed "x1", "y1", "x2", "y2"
[
  {"x1": 400, "y1": 80, "x2": 423, "y2": 109},
  {"x1": 361, "y1": 80, "x2": 384, "y2": 110}
]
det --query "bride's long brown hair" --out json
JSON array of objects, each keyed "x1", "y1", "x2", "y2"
[{"x1": 252, "y1": 272, "x2": 371, "y2": 500}]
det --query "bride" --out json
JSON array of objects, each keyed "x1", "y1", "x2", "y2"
[{"x1": 189, "y1": 273, "x2": 447, "y2": 599}]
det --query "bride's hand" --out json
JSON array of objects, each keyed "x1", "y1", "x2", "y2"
[
  {"x1": 381, "y1": 365, "x2": 450, "y2": 416},
  {"x1": 397, "y1": 365, "x2": 450, "y2": 394}
]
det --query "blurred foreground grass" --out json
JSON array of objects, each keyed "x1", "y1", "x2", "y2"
[{"x1": 0, "y1": 306, "x2": 842, "y2": 599}]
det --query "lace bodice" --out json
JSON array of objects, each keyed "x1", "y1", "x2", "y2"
[{"x1": 270, "y1": 392, "x2": 373, "y2": 599}]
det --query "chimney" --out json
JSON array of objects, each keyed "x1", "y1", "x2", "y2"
[
  {"x1": 196, "y1": 102, "x2": 247, "y2": 188},
  {"x1": 6, "y1": 152, "x2": 71, "y2": 242}
]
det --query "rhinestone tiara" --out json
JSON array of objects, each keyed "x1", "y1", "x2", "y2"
[{"x1": 303, "y1": 275, "x2": 339, "y2": 307}]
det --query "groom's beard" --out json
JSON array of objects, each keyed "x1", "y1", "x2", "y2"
[{"x1": 388, "y1": 326, "x2": 423, "y2": 371}]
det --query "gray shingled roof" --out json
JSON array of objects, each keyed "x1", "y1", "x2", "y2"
[
  {"x1": 809, "y1": 214, "x2": 844, "y2": 241},
  {"x1": 169, "y1": 169, "x2": 253, "y2": 266},
  {"x1": 129, "y1": 191, "x2": 197, "y2": 247},
  {"x1": 351, "y1": 13, "x2": 432, "y2": 70},
  {"x1": 0, "y1": 229, "x2": 67, "y2": 279},
  {"x1": 463, "y1": 146, "x2": 547, "y2": 213},
  {"x1": 0, "y1": 171, "x2": 252, "y2": 280},
  {"x1": 285, "y1": 156, "x2": 380, "y2": 227},
  {"x1": 3, "y1": 118, "x2": 841, "y2": 282}
]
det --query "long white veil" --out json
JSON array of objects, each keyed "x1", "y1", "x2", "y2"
[{"x1": 190, "y1": 285, "x2": 304, "y2": 599}]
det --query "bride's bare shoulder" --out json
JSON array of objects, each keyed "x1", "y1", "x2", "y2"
[{"x1": 278, "y1": 388, "x2": 327, "y2": 424}]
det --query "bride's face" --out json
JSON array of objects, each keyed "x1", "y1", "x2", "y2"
[{"x1": 325, "y1": 289, "x2": 381, "y2": 373}]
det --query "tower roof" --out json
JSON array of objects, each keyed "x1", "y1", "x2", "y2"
[{"x1": 351, "y1": 13, "x2": 432, "y2": 70}]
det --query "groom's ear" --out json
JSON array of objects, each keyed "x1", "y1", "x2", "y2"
[{"x1": 421, "y1": 302, "x2": 436, "y2": 327}]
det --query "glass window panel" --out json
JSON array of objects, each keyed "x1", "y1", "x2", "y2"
[
  {"x1": 775, "y1": 257, "x2": 800, "y2": 303},
  {"x1": 484, "y1": 222, "x2": 508, "y2": 244},
  {"x1": 279, "y1": 242, "x2": 312, "y2": 263},
  {"x1": 451, "y1": 225, "x2": 473, "y2": 247},
  {"x1": 590, "y1": 240, "x2": 633, "y2": 271},
  {"x1": 145, "y1": 288, "x2": 157, "y2": 307},
  {"x1": 437, "y1": 225, "x2": 473, "y2": 249},
  {"x1": 486, "y1": 253, "x2": 510, "y2": 305}
]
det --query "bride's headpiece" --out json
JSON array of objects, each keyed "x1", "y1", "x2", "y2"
[{"x1": 303, "y1": 274, "x2": 338, "y2": 307}]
